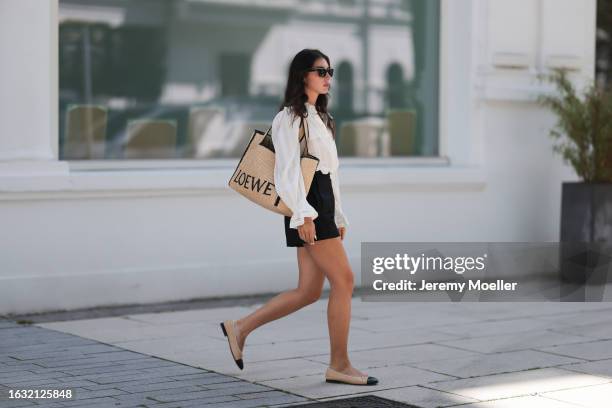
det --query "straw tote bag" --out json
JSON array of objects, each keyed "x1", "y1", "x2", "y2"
[{"x1": 228, "y1": 115, "x2": 319, "y2": 217}]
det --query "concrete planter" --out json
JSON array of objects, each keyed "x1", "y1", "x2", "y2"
[{"x1": 559, "y1": 182, "x2": 612, "y2": 291}]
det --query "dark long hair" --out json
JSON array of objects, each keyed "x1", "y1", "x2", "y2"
[{"x1": 278, "y1": 49, "x2": 336, "y2": 139}]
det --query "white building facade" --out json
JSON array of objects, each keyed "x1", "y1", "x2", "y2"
[{"x1": 0, "y1": 0, "x2": 593, "y2": 314}]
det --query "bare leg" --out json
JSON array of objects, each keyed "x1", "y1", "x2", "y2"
[
  {"x1": 233, "y1": 246, "x2": 325, "y2": 351},
  {"x1": 304, "y1": 237, "x2": 367, "y2": 377}
]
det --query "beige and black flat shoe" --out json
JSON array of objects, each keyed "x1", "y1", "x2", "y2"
[
  {"x1": 325, "y1": 367, "x2": 378, "y2": 385},
  {"x1": 219, "y1": 319, "x2": 243, "y2": 370}
]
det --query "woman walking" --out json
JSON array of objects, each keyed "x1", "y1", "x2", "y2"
[{"x1": 221, "y1": 49, "x2": 378, "y2": 386}]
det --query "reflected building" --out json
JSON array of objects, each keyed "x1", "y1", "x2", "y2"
[{"x1": 58, "y1": 0, "x2": 439, "y2": 159}]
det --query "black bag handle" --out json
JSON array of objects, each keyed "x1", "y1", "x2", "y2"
[{"x1": 262, "y1": 114, "x2": 311, "y2": 157}]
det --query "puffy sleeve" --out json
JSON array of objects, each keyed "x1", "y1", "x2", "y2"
[
  {"x1": 330, "y1": 170, "x2": 349, "y2": 229},
  {"x1": 271, "y1": 107, "x2": 318, "y2": 229}
]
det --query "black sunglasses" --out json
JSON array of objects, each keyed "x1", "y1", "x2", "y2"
[{"x1": 307, "y1": 67, "x2": 334, "y2": 78}]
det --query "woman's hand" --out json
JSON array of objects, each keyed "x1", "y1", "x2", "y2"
[
  {"x1": 298, "y1": 217, "x2": 316, "y2": 245},
  {"x1": 338, "y1": 226, "x2": 346, "y2": 240}
]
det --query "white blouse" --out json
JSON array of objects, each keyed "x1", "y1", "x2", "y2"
[{"x1": 271, "y1": 102, "x2": 349, "y2": 230}]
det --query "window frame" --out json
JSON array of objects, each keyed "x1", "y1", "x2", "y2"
[
  {"x1": 30, "y1": 0, "x2": 488, "y2": 200},
  {"x1": 56, "y1": 0, "x2": 457, "y2": 171}
]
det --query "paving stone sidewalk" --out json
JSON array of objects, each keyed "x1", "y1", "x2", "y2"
[
  {"x1": 0, "y1": 318, "x2": 309, "y2": 408},
  {"x1": 3, "y1": 298, "x2": 612, "y2": 407}
]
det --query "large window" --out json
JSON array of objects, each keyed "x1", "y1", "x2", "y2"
[{"x1": 59, "y1": 0, "x2": 440, "y2": 161}]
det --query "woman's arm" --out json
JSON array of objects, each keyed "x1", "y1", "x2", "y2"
[{"x1": 271, "y1": 108, "x2": 318, "y2": 229}]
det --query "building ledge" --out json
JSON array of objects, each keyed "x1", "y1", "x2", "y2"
[{"x1": 0, "y1": 158, "x2": 486, "y2": 201}]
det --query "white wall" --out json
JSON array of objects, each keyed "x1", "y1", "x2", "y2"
[{"x1": 0, "y1": 0, "x2": 593, "y2": 314}]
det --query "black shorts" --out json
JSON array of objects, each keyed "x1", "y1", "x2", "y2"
[{"x1": 284, "y1": 170, "x2": 340, "y2": 247}]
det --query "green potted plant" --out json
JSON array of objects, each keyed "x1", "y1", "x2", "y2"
[{"x1": 538, "y1": 69, "x2": 612, "y2": 288}]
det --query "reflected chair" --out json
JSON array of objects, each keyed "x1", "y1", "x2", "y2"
[
  {"x1": 339, "y1": 120, "x2": 383, "y2": 157},
  {"x1": 386, "y1": 109, "x2": 416, "y2": 156},
  {"x1": 226, "y1": 121, "x2": 270, "y2": 158},
  {"x1": 186, "y1": 107, "x2": 225, "y2": 158},
  {"x1": 338, "y1": 122, "x2": 357, "y2": 156},
  {"x1": 124, "y1": 119, "x2": 177, "y2": 159},
  {"x1": 62, "y1": 105, "x2": 108, "y2": 159}
]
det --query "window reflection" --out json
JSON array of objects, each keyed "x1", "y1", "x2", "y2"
[{"x1": 59, "y1": 0, "x2": 439, "y2": 160}]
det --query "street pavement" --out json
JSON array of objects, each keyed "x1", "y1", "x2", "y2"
[{"x1": 2, "y1": 298, "x2": 612, "y2": 407}]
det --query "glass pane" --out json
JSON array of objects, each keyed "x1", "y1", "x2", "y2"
[
  {"x1": 59, "y1": 0, "x2": 440, "y2": 160},
  {"x1": 124, "y1": 120, "x2": 178, "y2": 159}
]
